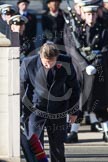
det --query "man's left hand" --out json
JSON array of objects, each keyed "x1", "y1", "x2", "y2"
[{"x1": 69, "y1": 115, "x2": 77, "y2": 124}]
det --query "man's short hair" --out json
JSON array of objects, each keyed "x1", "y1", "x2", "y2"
[{"x1": 40, "y1": 42, "x2": 60, "y2": 59}]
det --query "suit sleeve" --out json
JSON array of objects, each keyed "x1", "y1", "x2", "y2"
[
  {"x1": 66, "y1": 58, "x2": 80, "y2": 115},
  {"x1": 20, "y1": 60, "x2": 29, "y2": 100}
]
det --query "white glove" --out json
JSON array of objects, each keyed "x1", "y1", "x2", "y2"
[{"x1": 86, "y1": 65, "x2": 97, "y2": 75}]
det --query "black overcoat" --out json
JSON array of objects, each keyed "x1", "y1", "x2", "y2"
[
  {"x1": 42, "y1": 9, "x2": 65, "y2": 52},
  {"x1": 20, "y1": 54, "x2": 79, "y2": 115}
]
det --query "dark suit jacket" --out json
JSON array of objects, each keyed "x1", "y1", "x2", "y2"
[
  {"x1": 20, "y1": 54, "x2": 79, "y2": 115},
  {"x1": 42, "y1": 9, "x2": 65, "y2": 52},
  {"x1": 23, "y1": 12, "x2": 36, "y2": 40}
]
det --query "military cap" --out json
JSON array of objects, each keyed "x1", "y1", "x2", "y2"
[
  {"x1": 92, "y1": 0, "x2": 103, "y2": 6},
  {"x1": 46, "y1": 0, "x2": 62, "y2": 4},
  {"x1": 0, "y1": 4, "x2": 17, "y2": 15},
  {"x1": 103, "y1": 0, "x2": 108, "y2": 2},
  {"x1": 0, "y1": 4, "x2": 6, "y2": 10},
  {"x1": 0, "y1": 4, "x2": 4, "y2": 14},
  {"x1": 74, "y1": 0, "x2": 84, "y2": 4},
  {"x1": 17, "y1": 0, "x2": 30, "y2": 5},
  {"x1": 79, "y1": 0, "x2": 95, "y2": 6},
  {"x1": 9, "y1": 15, "x2": 28, "y2": 25},
  {"x1": 82, "y1": 5, "x2": 99, "y2": 12}
]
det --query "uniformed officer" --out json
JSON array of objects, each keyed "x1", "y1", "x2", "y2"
[
  {"x1": 79, "y1": 0, "x2": 106, "y2": 130},
  {"x1": 17, "y1": 0, "x2": 37, "y2": 54},
  {"x1": 42, "y1": 0, "x2": 66, "y2": 53},
  {"x1": 8, "y1": 14, "x2": 30, "y2": 62},
  {"x1": 70, "y1": 0, "x2": 85, "y2": 25},
  {"x1": 9, "y1": 14, "x2": 34, "y2": 136},
  {"x1": 103, "y1": 0, "x2": 108, "y2": 10},
  {"x1": 9, "y1": 14, "x2": 27, "y2": 33},
  {"x1": 64, "y1": 4, "x2": 108, "y2": 142},
  {"x1": 64, "y1": 0, "x2": 96, "y2": 33},
  {"x1": 0, "y1": 6, "x2": 11, "y2": 39},
  {"x1": 64, "y1": 0, "x2": 94, "y2": 143},
  {"x1": 0, "y1": 4, "x2": 17, "y2": 23},
  {"x1": 83, "y1": 6, "x2": 108, "y2": 142}
]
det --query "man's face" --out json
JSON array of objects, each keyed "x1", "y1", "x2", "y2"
[
  {"x1": 85, "y1": 12, "x2": 97, "y2": 27},
  {"x1": 103, "y1": 2, "x2": 108, "y2": 10},
  {"x1": 47, "y1": 1, "x2": 60, "y2": 12},
  {"x1": 4, "y1": 14, "x2": 12, "y2": 23},
  {"x1": 41, "y1": 57, "x2": 57, "y2": 69},
  {"x1": 11, "y1": 24, "x2": 25, "y2": 35},
  {"x1": 18, "y1": 2, "x2": 29, "y2": 11},
  {"x1": 74, "y1": 4, "x2": 81, "y2": 15}
]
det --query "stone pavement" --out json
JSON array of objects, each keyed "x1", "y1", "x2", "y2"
[
  {"x1": 0, "y1": 158, "x2": 20, "y2": 162},
  {"x1": 0, "y1": 121, "x2": 107, "y2": 162},
  {"x1": 1, "y1": 125, "x2": 108, "y2": 162},
  {"x1": 20, "y1": 124, "x2": 108, "y2": 162},
  {"x1": 64, "y1": 125, "x2": 108, "y2": 162}
]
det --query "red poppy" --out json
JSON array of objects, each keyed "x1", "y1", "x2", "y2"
[
  {"x1": 28, "y1": 16, "x2": 32, "y2": 20},
  {"x1": 56, "y1": 64, "x2": 62, "y2": 69}
]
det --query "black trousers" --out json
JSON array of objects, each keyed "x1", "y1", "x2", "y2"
[{"x1": 28, "y1": 112, "x2": 66, "y2": 162}]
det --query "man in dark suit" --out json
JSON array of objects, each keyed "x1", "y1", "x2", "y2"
[
  {"x1": 42, "y1": 0, "x2": 66, "y2": 53},
  {"x1": 20, "y1": 42, "x2": 79, "y2": 162}
]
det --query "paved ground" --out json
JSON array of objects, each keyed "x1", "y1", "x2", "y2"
[
  {"x1": 0, "y1": 121, "x2": 108, "y2": 162},
  {"x1": 20, "y1": 124, "x2": 108, "y2": 162},
  {"x1": 0, "y1": 158, "x2": 20, "y2": 162}
]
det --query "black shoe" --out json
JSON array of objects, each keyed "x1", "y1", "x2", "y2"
[
  {"x1": 66, "y1": 132, "x2": 78, "y2": 143},
  {"x1": 85, "y1": 116, "x2": 90, "y2": 125},
  {"x1": 91, "y1": 122, "x2": 103, "y2": 132},
  {"x1": 103, "y1": 132, "x2": 108, "y2": 142},
  {"x1": 66, "y1": 123, "x2": 71, "y2": 133}
]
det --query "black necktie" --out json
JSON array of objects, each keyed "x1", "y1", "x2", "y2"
[{"x1": 47, "y1": 69, "x2": 54, "y2": 89}]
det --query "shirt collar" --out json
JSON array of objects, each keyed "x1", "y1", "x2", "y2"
[
  {"x1": 20, "y1": 11, "x2": 27, "y2": 16},
  {"x1": 49, "y1": 10, "x2": 59, "y2": 17}
]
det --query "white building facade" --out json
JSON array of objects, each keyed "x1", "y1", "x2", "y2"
[{"x1": 0, "y1": 32, "x2": 20, "y2": 161}]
